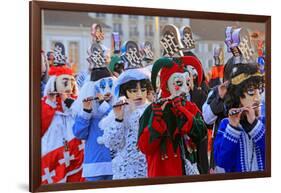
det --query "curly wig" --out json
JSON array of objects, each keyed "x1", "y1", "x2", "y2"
[{"x1": 224, "y1": 63, "x2": 264, "y2": 113}]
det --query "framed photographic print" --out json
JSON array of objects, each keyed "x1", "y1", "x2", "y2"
[{"x1": 30, "y1": 0, "x2": 271, "y2": 192}]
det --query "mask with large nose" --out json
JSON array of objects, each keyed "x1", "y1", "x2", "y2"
[{"x1": 55, "y1": 74, "x2": 76, "y2": 94}]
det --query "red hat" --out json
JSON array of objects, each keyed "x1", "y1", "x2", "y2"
[{"x1": 151, "y1": 56, "x2": 203, "y2": 98}]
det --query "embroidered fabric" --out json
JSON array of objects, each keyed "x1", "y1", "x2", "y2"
[{"x1": 99, "y1": 103, "x2": 149, "y2": 179}]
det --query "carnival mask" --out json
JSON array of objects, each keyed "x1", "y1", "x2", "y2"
[
  {"x1": 55, "y1": 74, "x2": 76, "y2": 94},
  {"x1": 114, "y1": 61, "x2": 125, "y2": 75},
  {"x1": 240, "y1": 84, "x2": 263, "y2": 117},
  {"x1": 94, "y1": 77, "x2": 114, "y2": 101},
  {"x1": 167, "y1": 72, "x2": 190, "y2": 98},
  {"x1": 125, "y1": 82, "x2": 147, "y2": 106},
  {"x1": 91, "y1": 24, "x2": 104, "y2": 42},
  {"x1": 214, "y1": 47, "x2": 224, "y2": 66}
]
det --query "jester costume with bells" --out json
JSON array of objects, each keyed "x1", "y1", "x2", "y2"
[
  {"x1": 41, "y1": 42, "x2": 84, "y2": 184},
  {"x1": 137, "y1": 56, "x2": 207, "y2": 177}
]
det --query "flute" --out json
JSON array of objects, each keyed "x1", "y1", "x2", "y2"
[
  {"x1": 112, "y1": 101, "x2": 129, "y2": 108},
  {"x1": 228, "y1": 103, "x2": 262, "y2": 116},
  {"x1": 83, "y1": 93, "x2": 112, "y2": 103},
  {"x1": 48, "y1": 91, "x2": 73, "y2": 95},
  {"x1": 82, "y1": 96, "x2": 99, "y2": 102},
  {"x1": 154, "y1": 93, "x2": 187, "y2": 104}
]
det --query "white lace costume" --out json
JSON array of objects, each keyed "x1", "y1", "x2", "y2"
[{"x1": 98, "y1": 103, "x2": 149, "y2": 179}]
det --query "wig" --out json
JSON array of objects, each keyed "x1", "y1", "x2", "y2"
[
  {"x1": 224, "y1": 63, "x2": 264, "y2": 113},
  {"x1": 119, "y1": 79, "x2": 152, "y2": 98}
]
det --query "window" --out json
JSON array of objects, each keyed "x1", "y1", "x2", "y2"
[
  {"x1": 174, "y1": 18, "x2": 182, "y2": 22},
  {"x1": 96, "y1": 13, "x2": 105, "y2": 18},
  {"x1": 113, "y1": 23, "x2": 123, "y2": 35},
  {"x1": 145, "y1": 16, "x2": 153, "y2": 20},
  {"x1": 198, "y1": 43, "x2": 204, "y2": 53},
  {"x1": 208, "y1": 58, "x2": 213, "y2": 68},
  {"x1": 68, "y1": 41, "x2": 79, "y2": 65},
  {"x1": 160, "y1": 17, "x2": 168, "y2": 21},
  {"x1": 130, "y1": 24, "x2": 139, "y2": 36},
  {"x1": 129, "y1": 15, "x2": 138, "y2": 19},
  {"x1": 116, "y1": 14, "x2": 122, "y2": 19},
  {"x1": 145, "y1": 24, "x2": 154, "y2": 36},
  {"x1": 204, "y1": 43, "x2": 209, "y2": 52}
]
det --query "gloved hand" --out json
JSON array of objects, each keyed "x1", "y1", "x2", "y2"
[
  {"x1": 152, "y1": 102, "x2": 163, "y2": 120},
  {"x1": 172, "y1": 96, "x2": 184, "y2": 116},
  {"x1": 151, "y1": 102, "x2": 167, "y2": 134}
]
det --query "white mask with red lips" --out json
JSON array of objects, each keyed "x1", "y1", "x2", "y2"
[{"x1": 167, "y1": 72, "x2": 190, "y2": 99}]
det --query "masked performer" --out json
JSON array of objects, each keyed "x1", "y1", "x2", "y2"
[
  {"x1": 47, "y1": 51, "x2": 55, "y2": 67},
  {"x1": 202, "y1": 27, "x2": 256, "y2": 172},
  {"x1": 71, "y1": 42, "x2": 115, "y2": 181},
  {"x1": 41, "y1": 42, "x2": 83, "y2": 184},
  {"x1": 214, "y1": 62, "x2": 265, "y2": 172},
  {"x1": 137, "y1": 55, "x2": 207, "y2": 177},
  {"x1": 97, "y1": 41, "x2": 150, "y2": 179},
  {"x1": 41, "y1": 50, "x2": 49, "y2": 97},
  {"x1": 139, "y1": 41, "x2": 156, "y2": 102},
  {"x1": 180, "y1": 26, "x2": 209, "y2": 111},
  {"x1": 107, "y1": 33, "x2": 124, "y2": 78},
  {"x1": 108, "y1": 55, "x2": 124, "y2": 78},
  {"x1": 76, "y1": 23, "x2": 109, "y2": 89},
  {"x1": 208, "y1": 47, "x2": 225, "y2": 88}
]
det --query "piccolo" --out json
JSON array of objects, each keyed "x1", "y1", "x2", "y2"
[
  {"x1": 48, "y1": 91, "x2": 73, "y2": 95},
  {"x1": 112, "y1": 101, "x2": 129, "y2": 108},
  {"x1": 82, "y1": 96, "x2": 99, "y2": 102},
  {"x1": 83, "y1": 94, "x2": 112, "y2": 102},
  {"x1": 154, "y1": 93, "x2": 186, "y2": 104},
  {"x1": 228, "y1": 103, "x2": 262, "y2": 116}
]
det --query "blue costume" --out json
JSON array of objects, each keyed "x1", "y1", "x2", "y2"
[
  {"x1": 214, "y1": 118, "x2": 265, "y2": 172},
  {"x1": 73, "y1": 101, "x2": 113, "y2": 181},
  {"x1": 72, "y1": 77, "x2": 115, "y2": 181}
]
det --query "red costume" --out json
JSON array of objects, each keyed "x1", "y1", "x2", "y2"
[
  {"x1": 41, "y1": 62, "x2": 84, "y2": 184},
  {"x1": 138, "y1": 57, "x2": 207, "y2": 177}
]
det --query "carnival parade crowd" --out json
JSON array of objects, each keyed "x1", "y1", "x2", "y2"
[{"x1": 40, "y1": 23, "x2": 266, "y2": 184}]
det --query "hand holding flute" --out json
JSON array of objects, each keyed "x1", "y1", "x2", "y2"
[
  {"x1": 113, "y1": 99, "x2": 127, "y2": 121},
  {"x1": 228, "y1": 103, "x2": 261, "y2": 127}
]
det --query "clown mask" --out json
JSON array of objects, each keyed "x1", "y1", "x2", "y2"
[
  {"x1": 55, "y1": 74, "x2": 76, "y2": 94},
  {"x1": 94, "y1": 77, "x2": 114, "y2": 102},
  {"x1": 167, "y1": 72, "x2": 190, "y2": 98}
]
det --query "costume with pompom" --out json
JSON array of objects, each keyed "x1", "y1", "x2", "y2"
[
  {"x1": 137, "y1": 56, "x2": 208, "y2": 177},
  {"x1": 71, "y1": 38, "x2": 116, "y2": 181},
  {"x1": 41, "y1": 62, "x2": 84, "y2": 184},
  {"x1": 97, "y1": 41, "x2": 150, "y2": 179}
]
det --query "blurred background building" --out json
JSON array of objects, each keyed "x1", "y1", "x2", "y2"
[{"x1": 42, "y1": 10, "x2": 265, "y2": 74}]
